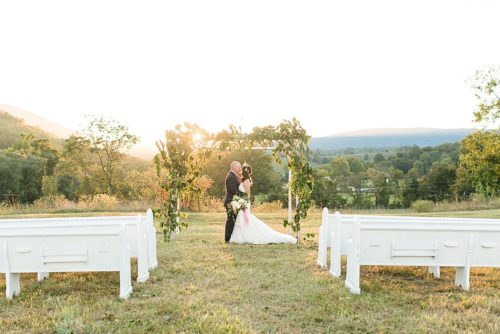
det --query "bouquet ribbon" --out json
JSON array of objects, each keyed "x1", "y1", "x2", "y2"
[{"x1": 244, "y1": 209, "x2": 250, "y2": 225}]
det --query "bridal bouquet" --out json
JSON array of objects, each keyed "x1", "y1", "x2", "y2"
[
  {"x1": 230, "y1": 195, "x2": 250, "y2": 215},
  {"x1": 229, "y1": 194, "x2": 251, "y2": 225}
]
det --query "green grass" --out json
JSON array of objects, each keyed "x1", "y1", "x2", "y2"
[{"x1": 1, "y1": 210, "x2": 499, "y2": 333}]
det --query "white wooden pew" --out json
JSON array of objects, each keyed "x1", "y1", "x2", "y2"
[
  {"x1": 344, "y1": 217, "x2": 500, "y2": 294},
  {"x1": 317, "y1": 208, "x2": 500, "y2": 278},
  {"x1": 0, "y1": 209, "x2": 158, "y2": 284},
  {"x1": 0, "y1": 224, "x2": 132, "y2": 299}
]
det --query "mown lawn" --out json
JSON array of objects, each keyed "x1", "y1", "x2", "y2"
[{"x1": 1, "y1": 210, "x2": 499, "y2": 333}]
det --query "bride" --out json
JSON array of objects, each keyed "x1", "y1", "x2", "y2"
[{"x1": 229, "y1": 163, "x2": 297, "y2": 244}]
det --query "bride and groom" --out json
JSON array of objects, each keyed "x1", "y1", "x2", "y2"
[{"x1": 224, "y1": 161, "x2": 297, "y2": 244}]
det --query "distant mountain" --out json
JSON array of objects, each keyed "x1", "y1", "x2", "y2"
[
  {"x1": 0, "y1": 103, "x2": 74, "y2": 138},
  {"x1": 309, "y1": 128, "x2": 475, "y2": 151},
  {"x1": 0, "y1": 111, "x2": 62, "y2": 149}
]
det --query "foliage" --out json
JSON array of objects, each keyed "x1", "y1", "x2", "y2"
[
  {"x1": 154, "y1": 123, "x2": 211, "y2": 241},
  {"x1": 82, "y1": 115, "x2": 139, "y2": 195},
  {"x1": 0, "y1": 111, "x2": 61, "y2": 150},
  {"x1": 411, "y1": 200, "x2": 435, "y2": 213},
  {"x1": 0, "y1": 136, "x2": 56, "y2": 203},
  {"x1": 459, "y1": 130, "x2": 500, "y2": 197},
  {"x1": 56, "y1": 174, "x2": 81, "y2": 201},
  {"x1": 468, "y1": 65, "x2": 500, "y2": 127}
]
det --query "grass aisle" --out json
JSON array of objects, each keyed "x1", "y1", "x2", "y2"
[{"x1": 0, "y1": 211, "x2": 499, "y2": 333}]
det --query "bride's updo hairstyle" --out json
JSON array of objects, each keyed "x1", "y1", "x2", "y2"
[{"x1": 242, "y1": 163, "x2": 253, "y2": 182}]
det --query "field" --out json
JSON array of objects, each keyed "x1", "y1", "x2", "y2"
[{"x1": 1, "y1": 210, "x2": 499, "y2": 333}]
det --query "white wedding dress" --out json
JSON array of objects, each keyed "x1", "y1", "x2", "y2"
[{"x1": 229, "y1": 184, "x2": 297, "y2": 244}]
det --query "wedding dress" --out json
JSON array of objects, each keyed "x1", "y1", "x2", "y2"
[{"x1": 229, "y1": 184, "x2": 297, "y2": 244}]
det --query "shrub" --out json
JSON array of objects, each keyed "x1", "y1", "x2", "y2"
[
  {"x1": 411, "y1": 200, "x2": 435, "y2": 213},
  {"x1": 32, "y1": 195, "x2": 75, "y2": 211},
  {"x1": 88, "y1": 194, "x2": 119, "y2": 211},
  {"x1": 252, "y1": 201, "x2": 284, "y2": 213}
]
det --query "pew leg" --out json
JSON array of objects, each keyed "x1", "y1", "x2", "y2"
[
  {"x1": 345, "y1": 258, "x2": 360, "y2": 294},
  {"x1": 329, "y1": 232, "x2": 341, "y2": 277},
  {"x1": 316, "y1": 225, "x2": 327, "y2": 269},
  {"x1": 427, "y1": 266, "x2": 440, "y2": 278},
  {"x1": 146, "y1": 209, "x2": 158, "y2": 270},
  {"x1": 455, "y1": 266, "x2": 470, "y2": 290},
  {"x1": 119, "y1": 268, "x2": 133, "y2": 299},
  {"x1": 6, "y1": 273, "x2": 21, "y2": 299},
  {"x1": 137, "y1": 255, "x2": 150, "y2": 283},
  {"x1": 136, "y1": 215, "x2": 150, "y2": 283},
  {"x1": 37, "y1": 272, "x2": 50, "y2": 282},
  {"x1": 148, "y1": 227, "x2": 158, "y2": 270}
]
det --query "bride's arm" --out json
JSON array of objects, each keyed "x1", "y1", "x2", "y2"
[{"x1": 243, "y1": 179, "x2": 251, "y2": 197}]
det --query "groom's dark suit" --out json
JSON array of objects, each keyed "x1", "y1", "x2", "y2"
[{"x1": 224, "y1": 170, "x2": 241, "y2": 243}]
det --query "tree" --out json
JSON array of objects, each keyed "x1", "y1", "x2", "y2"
[
  {"x1": 82, "y1": 115, "x2": 139, "y2": 195},
  {"x1": 60, "y1": 135, "x2": 99, "y2": 195},
  {"x1": 459, "y1": 130, "x2": 500, "y2": 197},
  {"x1": 373, "y1": 153, "x2": 386, "y2": 164},
  {"x1": 2, "y1": 135, "x2": 60, "y2": 203},
  {"x1": 56, "y1": 174, "x2": 81, "y2": 201},
  {"x1": 469, "y1": 65, "x2": 500, "y2": 127},
  {"x1": 420, "y1": 161, "x2": 457, "y2": 202},
  {"x1": 8, "y1": 134, "x2": 59, "y2": 176}
]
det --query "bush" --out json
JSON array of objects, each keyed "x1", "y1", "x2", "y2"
[
  {"x1": 411, "y1": 200, "x2": 435, "y2": 213},
  {"x1": 252, "y1": 201, "x2": 284, "y2": 213},
  {"x1": 87, "y1": 194, "x2": 119, "y2": 211},
  {"x1": 32, "y1": 195, "x2": 75, "y2": 211}
]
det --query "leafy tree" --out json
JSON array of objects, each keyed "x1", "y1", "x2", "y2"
[
  {"x1": 372, "y1": 153, "x2": 386, "y2": 164},
  {"x1": 60, "y1": 135, "x2": 97, "y2": 195},
  {"x1": 0, "y1": 152, "x2": 22, "y2": 202},
  {"x1": 347, "y1": 157, "x2": 365, "y2": 174},
  {"x1": 8, "y1": 134, "x2": 59, "y2": 176},
  {"x1": 452, "y1": 165, "x2": 475, "y2": 201},
  {"x1": 82, "y1": 116, "x2": 139, "y2": 195},
  {"x1": 420, "y1": 161, "x2": 456, "y2": 202},
  {"x1": 56, "y1": 174, "x2": 81, "y2": 201},
  {"x1": 468, "y1": 65, "x2": 500, "y2": 127},
  {"x1": 330, "y1": 157, "x2": 351, "y2": 179},
  {"x1": 459, "y1": 130, "x2": 500, "y2": 197}
]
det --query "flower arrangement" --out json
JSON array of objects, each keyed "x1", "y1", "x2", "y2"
[{"x1": 229, "y1": 194, "x2": 250, "y2": 218}]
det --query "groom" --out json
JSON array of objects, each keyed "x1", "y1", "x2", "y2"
[{"x1": 224, "y1": 161, "x2": 242, "y2": 243}]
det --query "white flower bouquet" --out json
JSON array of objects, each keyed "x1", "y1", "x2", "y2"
[{"x1": 229, "y1": 195, "x2": 250, "y2": 217}]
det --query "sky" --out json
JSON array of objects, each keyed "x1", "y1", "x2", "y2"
[{"x1": 1, "y1": 0, "x2": 499, "y2": 151}]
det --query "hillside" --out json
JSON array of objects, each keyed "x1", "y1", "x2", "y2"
[
  {"x1": 0, "y1": 111, "x2": 62, "y2": 149},
  {"x1": 309, "y1": 128, "x2": 474, "y2": 151},
  {"x1": 0, "y1": 103, "x2": 73, "y2": 138}
]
